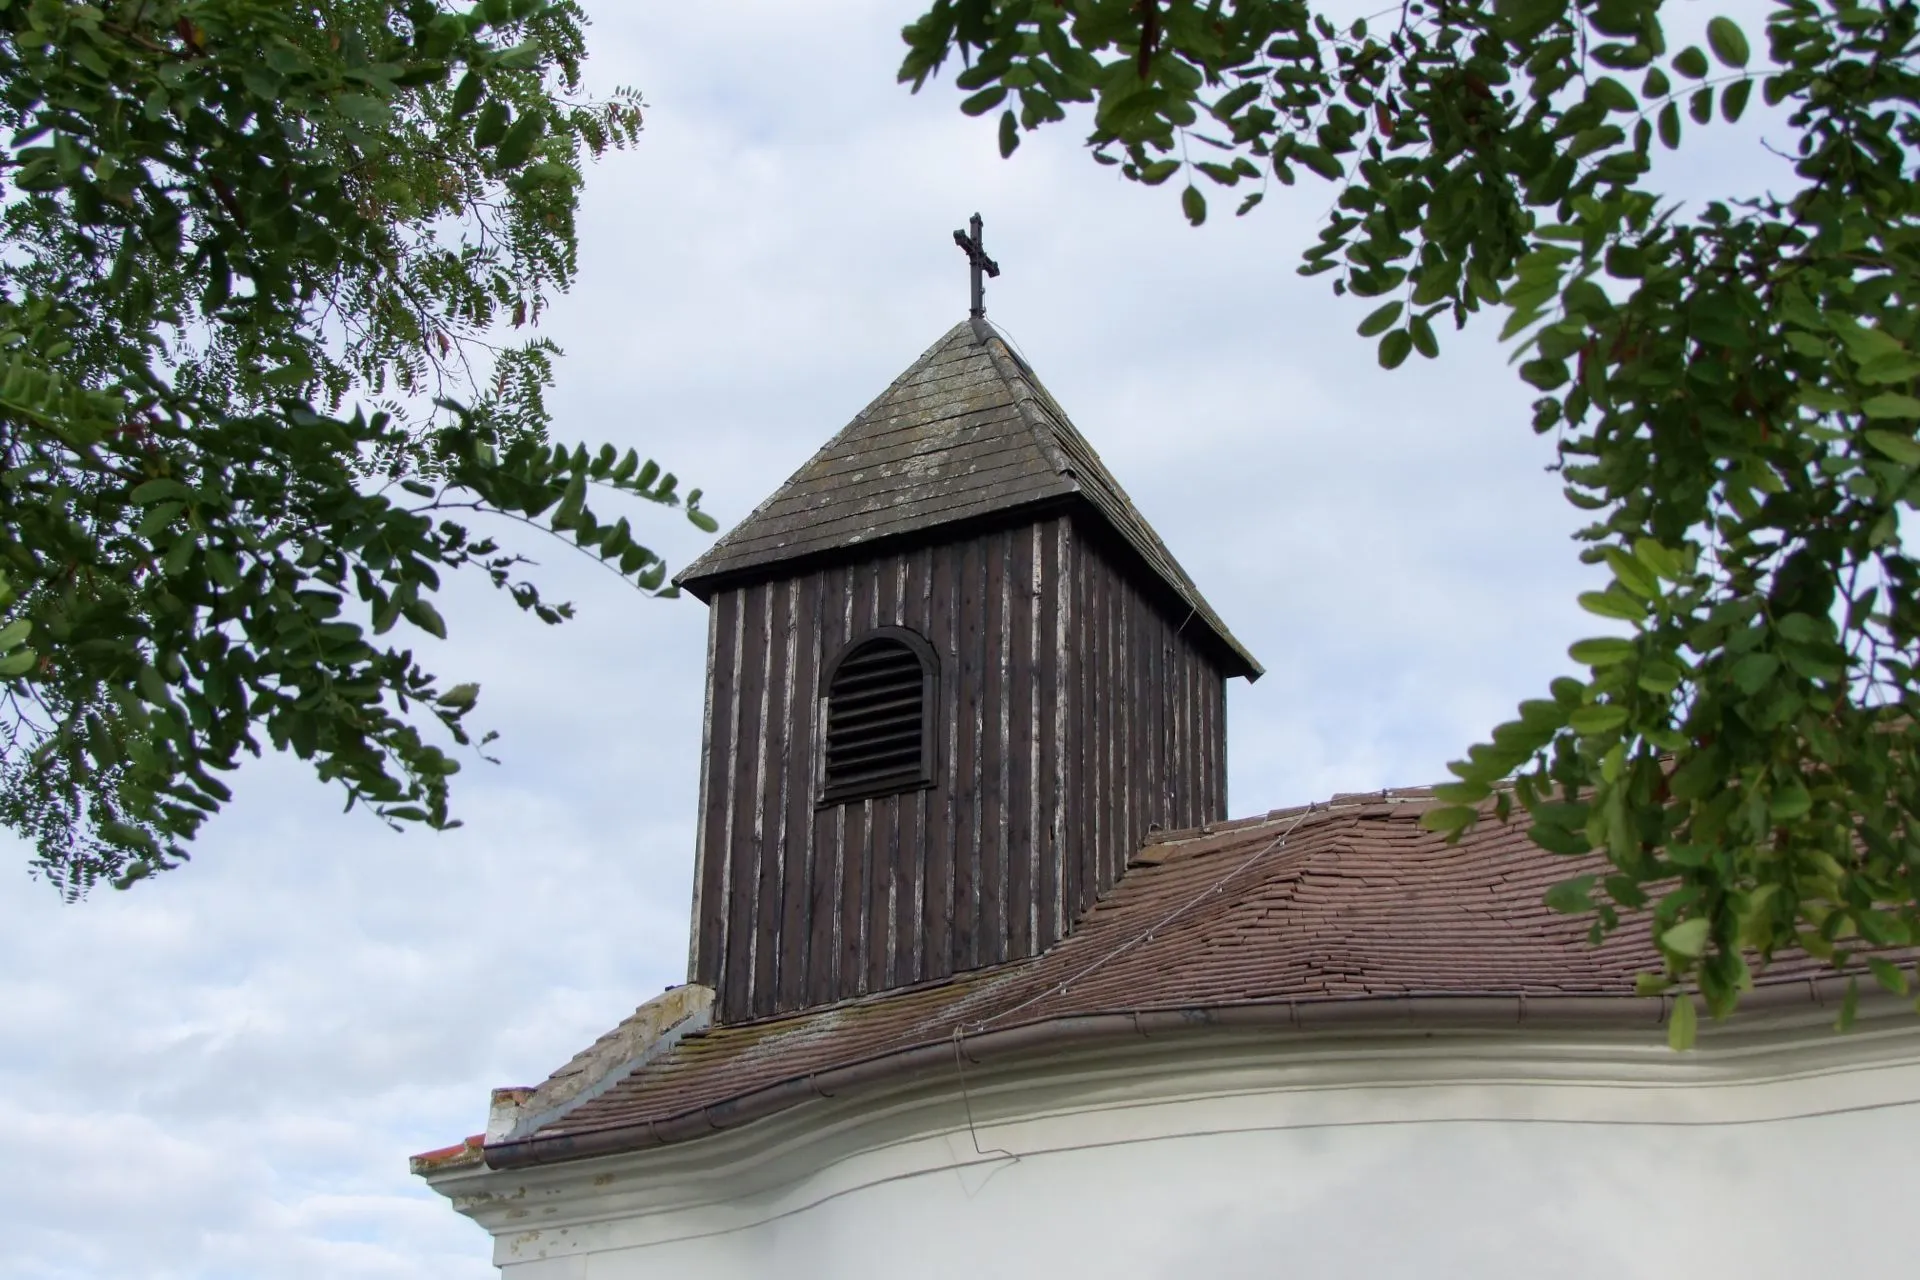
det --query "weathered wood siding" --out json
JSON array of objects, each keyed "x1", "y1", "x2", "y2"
[{"x1": 689, "y1": 514, "x2": 1229, "y2": 1023}]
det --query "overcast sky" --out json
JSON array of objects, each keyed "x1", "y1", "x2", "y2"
[{"x1": 1, "y1": 3, "x2": 1789, "y2": 1276}]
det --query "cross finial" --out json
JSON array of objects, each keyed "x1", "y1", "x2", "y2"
[{"x1": 952, "y1": 212, "x2": 1000, "y2": 319}]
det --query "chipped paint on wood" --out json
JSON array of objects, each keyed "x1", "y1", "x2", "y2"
[{"x1": 691, "y1": 516, "x2": 1230, "y2": 1023}]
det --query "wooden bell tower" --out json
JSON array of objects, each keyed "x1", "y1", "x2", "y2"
[{"x1": 674, "y1": 225, "x2": 1260, "y2": 1023}]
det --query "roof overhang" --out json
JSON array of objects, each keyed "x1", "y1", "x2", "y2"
[{"x1": 477, "y1": 971, "x2": 1881, "y2": 1172}]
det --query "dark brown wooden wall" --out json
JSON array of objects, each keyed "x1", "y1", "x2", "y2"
[{"x1": 688, "y1": 514, "x2": 1229, "y2": 1023}]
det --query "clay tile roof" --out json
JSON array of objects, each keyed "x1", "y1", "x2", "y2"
[
  {"x1": 495, "y1": 790, "x2": 1841, "y2": 1163},
  {"x1": 673, "y1": 318, "x2": 1261, "y2": 680}
]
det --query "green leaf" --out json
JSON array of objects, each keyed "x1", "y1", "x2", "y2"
[
  {"x1": 1181, "y1": 184, "x2": 1207, "y2": 226},
  {"x1": 1358, "y1": 301, "x2": 1403, "y2": 337},
  {"x1": 495, "y1": 109, "x2": 546, "y2": 169},
  {"x1": 1729, "y1": 652, "x2": 1780, "y2": 694},
  {"x1": 1588, "y1": 77, "x2": 1636, "y2": 113},
  {"x1": 960, "y1": 86, "x2": 1007, "y2": 116},
  {"x1": 1863, "y1": 393, "x2": 1920, "y2": 420},
  {"x1": 1637, "y1": 659, "x2": 1683, "y2": 693},
  {"x1": 403, "y1": 597, "x2": 448, "y2": 640},
  {"x1": 1865, "y1": 430, "x2": 1920, "y2": 465},
  {"x1": 473, "y1": 99, "x2": 510, "y2": 147},
  {"x1": 1569, "y1": 704, "x2": 1628, "y2": 735},
  {"x1": 1662, "y1": 917, "x2": 1711, "y2": 959},
  {"x1": 1544, "y1": 875, "x2": 1597, "y2": 914},
  {"x1": 1769, "y1": 782, "x2": 1812, "y2": 823},
  {"x1": 450, "y1": 70, "x2": 484, "y2": 118},
  {"x1": 1719, "y1": 78, "x2": 1751, "y2": 123},
  {"x1": 1529, "y1": 822, "x2": 1590, "y2": 855},
  {"x1": 1569, "y1": 637, "x2": 1635, "y2": 667},
  {"x1": 1657, "y1": 102, "x2": 1680, "y2": 149},
  {"x1": 0, "y1": 618, "x2": 30, "y2": 650},
  {"x1": 1418, "y1": 804, "x2": 1478, "y2": 836},
  {"x1": 1632, "y1": 538, "x2": 1684, "y2": 581},
  {"x1": 1671, "y1": 46, "x2": 1709, "y2": 79},
  {"x1": 1410, "y1": 316, "x2": 1438, "y2": 359},
  {"x1": 1668, "y1": 992, "x2": 1698, "y2": 1050},
  {"x1": 436, "y1": 682, "x2": 480, "y2": 710},
  {"x1": 1498, "y1": 0, "x2": 1569, "y2": 38},
  {"x1": 1868, "y1": 957, "x2": 1910, "y2": 997},
  {"x1": 1705, "y1": 17, "x2": 1750, "y2": 68},
  {"x1": 130, "y1": 478, "x2": 191, "y2": 504},
  {"x1": 1293, "y1": 146, "x2": 1343, "y2": 180},
  {"x1": 1378, "y1": 329, "x2": 1413, "y2": 369},
  {"x1": 1578, "y1": 590, "x2": 1647, "y2": 622},
  {"x1": 552, "y1": 472, "x2": 587, "y2": 528},
  {"x1": 138, "y1": 501, "x2": 185, "y2": 538}
]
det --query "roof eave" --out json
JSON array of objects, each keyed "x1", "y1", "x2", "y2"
[
  {"x1": 480, "y1": 972, "x2": 1867, "y2": 1172},
  {"x1": 675, "y1": 494, "x2": 1262, "y2": 679}
]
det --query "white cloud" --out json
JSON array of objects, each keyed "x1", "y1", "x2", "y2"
[{"x1": 0, "y1": 2, "x2": 1767, "y2": 1273}]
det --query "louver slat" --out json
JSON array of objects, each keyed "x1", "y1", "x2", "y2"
[{"x1": 822, "y1": 633, "x2": 934, "y2": 804}]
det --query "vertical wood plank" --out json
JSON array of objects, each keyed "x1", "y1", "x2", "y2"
[
  {"x1": 876, "y1": 559, "x2": 902, "y2": 987},
  {"x1": 1191, "y1": 650, "x2": 1205, "y2": 824},
  {"x1": 695, "y1": 589, "x2": 740, "y2": 988},
  {"x1": 1062, "y1": 521, "x2": 1084, "y2": 925},
  {"x1": 724, "y1": 581, "x2": 770, "y2": 1019},
  {"x1": 926, "y1": 542, "x2": 957, "y2": 980},
  {"x1": 1006, "y1": 523, "x2": 1035, "y2": 961},
  {"x1": 1188, "y1": 651, "x2": 1205, "y2": 826},
  {"x1": 863, "y1": 561, "x2": 896, "y2": 991},
  {"x1": 1215, "y1": 667, "x2": 1230, "y2": 820},
  {"x1": 1144, "y1": 587, "x2": 1163, "y2": 836},
  {"x1": 1208, "y1": 660, "x2": 1223, "y2": 818},
  {"x1": 1039, "y1": 518, "x2": 1064, "y2": 947},
  {"x1": 1098, "y1": 548, "x2": 1113, "y2": 909},
  {"x1": 899, "y1": 546, "x2": 932, "y2": 984},
  {"x1": 847, "y1": 564, "x2": 880, "y2": 993},
  {"x1": 1113, "y1": 556, "x2": 1121, "y2": 890},
  {"x1": 809, "y1": 565, "x2": 852, "y2": 1006},
  {"x1": 751, "y1": 581, "x2": 793, "y2": 1018},
  {"x1": 778, "y1": 571, "x2": 820, "y2": 1011},
  {"x1": 687, "y1": 597, "x2": 720, "y2": 982},
  {"x1": 955, "y1": 532, "x2": 985, "y2": 971},
  {"x1": 981, "y1": 529, "x2": 1009, "y2": 967},
  {"x1": 1170, "y1": 620, "x2": 1187, "y2": 828},
  {"x1": 1164, "y1": 623, "x2": 1180, "y2": 829}
]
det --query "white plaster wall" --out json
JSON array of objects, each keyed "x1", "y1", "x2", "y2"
[
  {"x1": 473, "y1": 1044, "x2": 1920, "y2": 1280},
  {"x1": 560, "y1": 1110, "x2": 1906, "y2": 1280}
]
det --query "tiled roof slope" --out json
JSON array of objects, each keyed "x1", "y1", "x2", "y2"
[
  {"x1": 505, "y1": 790, "x2": 1838, "y2": 1156},
  {"x1": 674, "y1": 319, "x2": 1261, "y2": 679}
]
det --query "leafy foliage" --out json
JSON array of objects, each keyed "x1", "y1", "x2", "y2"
[
  {"x1": 900, "y1": 0, "x2": 1920, "y2": 1043},
  {"x1": 0, "y1": 0, "x2": 713, "y2": 895}
]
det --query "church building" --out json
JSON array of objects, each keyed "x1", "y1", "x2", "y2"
[{"x1": 415, "y1": 222, "x2": 1920, "y2": 1278}]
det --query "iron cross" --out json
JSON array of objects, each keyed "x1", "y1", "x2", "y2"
[{"x1": 952, "y1": 213, "x2": 1000, "y2": 319}]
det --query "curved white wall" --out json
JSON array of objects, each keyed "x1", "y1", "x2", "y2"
[{"x1": 439, "y1": 1023, "x2": 1920, "y2": 1279}]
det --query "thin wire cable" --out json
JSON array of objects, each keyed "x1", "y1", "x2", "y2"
[
  {"x1": 951, "y1": 1028, "x2": 1019, "y2": 1163},
  {"x1": 963, "y1": 801, "x2": 1323, "y2": 1036}
]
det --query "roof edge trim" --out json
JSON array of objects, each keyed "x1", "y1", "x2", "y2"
[{"x1": 482, "y1": 972, "x2": 1867, "y2": 1171}]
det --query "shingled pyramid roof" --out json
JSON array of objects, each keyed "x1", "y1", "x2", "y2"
[{"x1": 675, "y1": 318, "x2": 1261, "y2": 679}]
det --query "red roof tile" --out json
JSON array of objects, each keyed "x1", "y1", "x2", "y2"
[{"x1": 498, "y1": 791, "x2": 1845, "y2": 1163}]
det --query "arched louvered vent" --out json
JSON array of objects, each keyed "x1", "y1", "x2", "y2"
[{"x1": 821, "y1": 629, "x2": 936, "y2": 805}]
